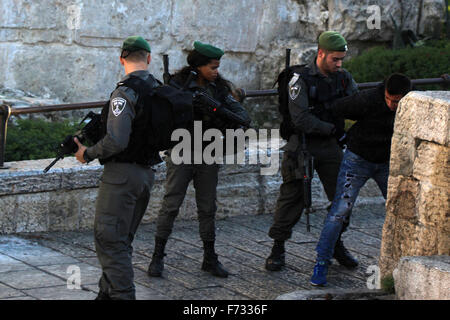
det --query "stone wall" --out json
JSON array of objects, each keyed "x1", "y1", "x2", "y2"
[
  {"x1": 0, "y1": 0, "x2": 445, "y2": 108},
  {"x1": 0, "y1": 148, "x2": 384, "y2": 234},
  {"x1": 379, "y1": 91, "x2": 450, "y2": 279},
  {"x1": 393, "y1": 256, "x2": 450, "y2": 300}
]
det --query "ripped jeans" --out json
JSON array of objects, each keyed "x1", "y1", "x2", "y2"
[{"x1": 315, "y1": 149, "x2": 389, "y2": 262}]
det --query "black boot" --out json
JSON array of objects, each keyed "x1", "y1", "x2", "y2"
[
  {"x1": 147, "y1": 236, "x2": 167, "y2": 277},
  {"x1": 265, "y1": 240, "x2": 285, "y2": 271},
  {"x1": 95, "y1": 291, "x2": 111, "y2": 300},
  {"x1": 201, "y1": 241, "x2": 229, "y2": 278},
  {"x1": 333, "y1": 237, "x2": 358, "y2": 269}
]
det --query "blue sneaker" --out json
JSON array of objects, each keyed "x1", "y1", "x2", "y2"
[{"x1": 310, "y1": 261, "x2": 329, "y2": 286}]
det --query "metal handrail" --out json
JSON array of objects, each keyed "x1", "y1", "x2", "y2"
[
  {"x1": 0, "y1": 74, "x2": 449, "y2": 168},
  {"x1": 243, "y1": 74, "x2": 450, "y2": 97}
]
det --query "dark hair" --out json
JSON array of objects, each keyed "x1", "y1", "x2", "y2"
[
  {"x1": 120, "y1": 49, "x2": 149, "y2": 63},
  {"x1": 173, "y1": 50, "x2": 233, "y2": 98},
  {"x1": 385, "y1": 73, "x2": 412, "y2": 96}
]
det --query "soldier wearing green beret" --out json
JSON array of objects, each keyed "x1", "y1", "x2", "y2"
[
  {"x1": 74, "y1": 35, "x2": 160, "y2": 300},
  {"x1": 265, "y1": 31, "x2": 359, "y2": 272},
  {"x1": 147, "y1": 41, "x2": 251, "y2": 279}
]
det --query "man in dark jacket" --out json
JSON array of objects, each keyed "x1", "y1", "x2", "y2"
[{"x1": 310, "y1": 73, "x2": 412, "y2": 286}]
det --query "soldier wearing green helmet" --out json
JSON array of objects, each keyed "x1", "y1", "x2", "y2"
[
  {"x1": 265, "y1": 31, "x2": 359, "y2": 273},
  {"x1": 74, "y1": 35, "x2": 160, "y2": 300}
]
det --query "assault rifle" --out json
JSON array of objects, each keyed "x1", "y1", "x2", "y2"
[
  {"x1": 285, "y1": 48, "x2": 314, "y2": 232},
  {"x1": 43, "y1": 111, "x2": 101, "y2": 173},
  {"x1": 161, "y1": 56, "x2": 251, "y2": 129},
  {"x1": 162, "y1": 54, "x2": 171, "y2": 85}
]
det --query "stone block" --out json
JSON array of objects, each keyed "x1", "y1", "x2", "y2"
[
  {"x1": 1, "y1": 269, "x2": 65, "y2": 290},
  {"x1": 393, "y1": 255, "x2": 450, "y2": 300},
  {"x1": 416, "y1": 183, "x2": 449, "y2": 228},
  {"x1": 0, "y1": 283, "x2": 25, "y2": 299},
  {"x1": 277, "y1": 288, "x2": 390, "y2": 300},
  {"x1": 413, "y1": 141, "x2": 450, "y2": 188},
  {"x1": 395, "y1": 92, "x2": 450, "y2": 146},
  {"x1": 389, "y1": 133, "x2": 416, "y2": 177},
  {"x1": 23, "y1": 285, "x2": 98, "y2": 300},
  {"x1": 380, "y1": 91, "x2": 450, "y2": 278},
  {"x1": 1, "y1": 1, "x2": 445, "y2": 104},
  {"x1": 1, "y1": 143, "x2": 385, "y2": 233},
  {"x1": 385, "y1": 176, "x2": 419, "y2": 221}
]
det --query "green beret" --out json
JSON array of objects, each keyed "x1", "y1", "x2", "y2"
[
  {"x1": 121, "y1": 36, "x2": 151, "y2": 53},
  {"x1": 318, "y1": 31, "x2": 348, "y2": 52},
  {"x1": 193, "y1": 41, "x2": 224, "y2": 59}
]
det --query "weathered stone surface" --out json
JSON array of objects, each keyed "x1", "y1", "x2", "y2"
[
  {"x1": 277, "y1": 288, "x2": 389, "y2": 300},
  {"x1": 0, "y1": 0, "x2": 444, "y2": 106},
  {"x1": 0, "y1": 147, "x2": 384, "y2": 233},
  {"x1": 0, "y1": 203, "x2": 387, "y2": 300},
  {"x1": 394, "y1": 91, "x2": 450, "y2": 147},
  {"x1": 413, "y1": 141, "x2": 450, "y2": 188},
  {"x1": 418, "y1": 0, "x2": 448, "y2": 37},
  {"x1": 393, "y1": 255, "x2": 450, "y2": 300},
  {"x1": 379, "y1": 91, "x2": 450, "y2": 278}
]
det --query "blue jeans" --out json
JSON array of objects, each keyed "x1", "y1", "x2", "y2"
[{"x1": 315, "y1": 149, "x2": 389, "y2": 262}]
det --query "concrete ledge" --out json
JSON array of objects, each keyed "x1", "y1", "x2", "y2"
[
  {"x1": 0, "y1": 151, "x2": 385, "y2": 234},
  {"x1": 393, "y1": 255, "x2": 450, "y2": 300},
  {"x1": 276, "y1": 288, "x2": 392, "y2": 300}
]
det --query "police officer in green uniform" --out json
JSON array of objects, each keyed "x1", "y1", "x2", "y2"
[
  {"x1": 74, "y1": 36, "x2": 161, "y2": 300},
  {"x1": 147, "y1": 41, "x2": 251, "y2": 278},
  {"x1": 265, "y1": 31, "x2": 359, "y2": 271}
]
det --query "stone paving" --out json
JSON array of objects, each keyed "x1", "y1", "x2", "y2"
[{"x1": 0, "y1": 202, "x2": 386, "y2": 300}]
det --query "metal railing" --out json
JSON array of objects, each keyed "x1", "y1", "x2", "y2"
[{"x1": 0, "y1": 74, "x2": 449, "y2": 168}]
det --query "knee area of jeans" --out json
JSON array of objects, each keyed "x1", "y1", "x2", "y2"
[{"x1": 328, "y1": 214, "x2": 347, "y2": 224}]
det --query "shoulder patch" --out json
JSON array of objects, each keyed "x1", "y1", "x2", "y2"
[
  {"x1": 111, "y1": 97, "x2": 127, "y2": 117},
  {"x1": 288, "y1": 73, "x2": 301, "y2": 101},
  {"x1": 288, "y1": 73, "x2": 300, "y2": 87}
]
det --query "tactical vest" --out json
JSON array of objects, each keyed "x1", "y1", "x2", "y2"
[
  {"x1": 99, "y1": 75, "x2": 193, "y2": 166},
  {"x1": 277, "y1": 64, "x2": 349, "y2": 140}
]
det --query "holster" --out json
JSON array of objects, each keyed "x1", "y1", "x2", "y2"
[{"x1": 281, "y1": 135, "x2": 305, "y2": 181}]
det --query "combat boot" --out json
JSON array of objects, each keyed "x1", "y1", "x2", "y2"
[
  {"x1": 147, "y1": 236, "x2": 167, "y2": 277},
  {"x1": 95, "y1": 291, "x2": 111, "y2": 300},
  {"x1": 201, "y1": 241, "x2": 229, "y2": 278},
  {"x1": 265, "y1": 240, "x2": 285, "y2": 271},
  {"x1": 333, "y1": 239, "x2": 358, "y2": 269}
]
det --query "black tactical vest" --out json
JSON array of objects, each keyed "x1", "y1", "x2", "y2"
[
  {"x1": 99, "y1": 76, "x2": 161, "y2": 166},
  {"x1": 277, "y1": 64, "x2": 351, "y2": 140},
  {"x1": 299, "y1": 66, "x2": 348, "y2": 119},
  {"x1": 294, "y1": 65, "x2": 349, "y2": 137}
]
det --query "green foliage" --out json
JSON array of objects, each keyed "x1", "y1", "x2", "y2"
[
  {"x1": 381, "y1": 275, "x2": 396, "y2": 294},
  {"x1": 5, "y1": 118, "x2": 79, "y2": 161},
  {"x1": 344, "y1": 40, "x2": 450, "y2": 90}
]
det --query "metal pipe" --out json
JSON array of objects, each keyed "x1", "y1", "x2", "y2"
[
  {"x1": 10, "y1": 101, "x2": 106, "y2": 116},
  {"x1": 357, "y1": 75, "x2": 450, "y2": 90},
  {"x1": 0, "y1": 104, "x2": 12, "y2": 168},
  {"x1": 5, "y1": 75, "x2": 449, "y2": 114},
  {"x1": 243, "y1": 74, "x2": 450, "y2": 96}
]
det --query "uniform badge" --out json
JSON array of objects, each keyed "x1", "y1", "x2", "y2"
[
  {"x1": 111, "y1": 97, "x2": 126, "y2": 117},
  {"x1": 288, "y1": 73, "x2": 301, "y2": 100},
  {"x1": 288, "y1": 73, "x2": 300, "y2": 87}
]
